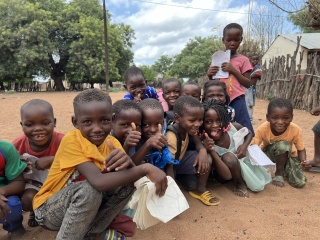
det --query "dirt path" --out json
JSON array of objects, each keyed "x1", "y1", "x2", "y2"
[{"x1": 0, "y1": 91, "x2": 319, "y2": 240}]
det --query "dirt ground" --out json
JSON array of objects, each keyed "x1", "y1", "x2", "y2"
[{"x1": 0, "y1": 91, "x2": 319, "y2": 240}]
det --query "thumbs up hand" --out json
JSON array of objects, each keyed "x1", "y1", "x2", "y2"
[
  {"x1": 104, "y1": 139, "x2": 134, "y2": 172},
  {"x1": 134, "y1": 93, "x2": 142, "y2": 103},
  {"x1": 123, "y1": 122, "x2": 141, "y2": 153},
  {"x1": 146, "y1": 124, "x2": 167, "y2": 151},
  {"x1": 202, "y1": 132, "x2": 215, "y2": 151}
]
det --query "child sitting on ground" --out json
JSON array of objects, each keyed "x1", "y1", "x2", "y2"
[
  {"x1": 12, "y1": 99, "x2": 64, "y2": 227},
  {"x1": 123, "y1": 66, "x2": 158, "y2": 103},
  {"x1": 0, "y1": 140, "x2": 26, "y2": 239},
  {"x1": 181, "y1": 81, "x2": 201, "y2": 101},
  {"x1": 162, "y1": 78, "x2": 181, "y2": 122},
  {"x1": 207, "y1": 23, "x2": 254, "y2": 135},
  {"x1": 131, "y1": 98, "x2": 168, "y2": 167},
  {"x1": 111, "y1": 100, "x2": 142, "y2": 155},
  {"x1": 252, "y1": 98, "x2": 306, "y2": 188},
  {"x1": 201, "y1": 100, "x2": 271, "y2": 197},
  {"x1": 33, "y1": 89, "x2": 168, "y2": 239},
  {"x1": 302, "y1": 106, "x2": 320, "y2": 170},
  {"x1": 203, "y1": 80, "x2": 235, "y2": 122},
  {"x1": 166, "y1": 96, "x2": 219, "y2": 206}
]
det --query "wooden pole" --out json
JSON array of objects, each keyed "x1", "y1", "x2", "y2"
[{"x1": 103, "y1": 0, "x2": 109, "y2": 92}]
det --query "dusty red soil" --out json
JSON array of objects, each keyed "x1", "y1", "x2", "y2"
[{"x1": 0, "y1": 91, "x2": 319, "y2": 240}]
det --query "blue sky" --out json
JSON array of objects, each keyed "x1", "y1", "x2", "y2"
[{"x1": 105, "y1": 0, "x2": 302, "y2": 65}]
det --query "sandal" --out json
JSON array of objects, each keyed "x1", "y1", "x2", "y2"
[
  {"x1": 104, "y1": 229, "x2": 126, "y2": 240},
  {"x1": 28, "y1": 212, "x2": 39, "y2": 227},
  {"x1": 272, "y1": 175, "x2": 284, "y2": 187},
  {"x1": 188, "y1": 191, "x2": 220, "y2": 206}
]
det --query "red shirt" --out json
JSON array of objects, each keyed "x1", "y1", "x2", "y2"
[{"x1": 12, "y1": 131, "x2": 64, "y2": 157}]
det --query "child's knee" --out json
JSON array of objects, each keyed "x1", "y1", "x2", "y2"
[
  {"x1": 222, "y1": 153, "x2": 238, "y2": 169},
  {"x1": 21, "y1": 189, "x2": 38, "y2": 211}
]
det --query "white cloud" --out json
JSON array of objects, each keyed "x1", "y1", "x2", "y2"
[{"x1": 111, "y1": 0, "x2": 250, "y2": 65}]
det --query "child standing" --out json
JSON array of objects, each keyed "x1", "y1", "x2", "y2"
[
  {"x1": 166, "y1": 96, "x2": 219, "y2": 206},
  {"x1": 33, "y1": 89, "x2": 167, "y2": 239},
  {"x1": 207, "y1": 23, "x2": 254, "y2": 135},
  {"x1": 123, "y1": 67, "x2": 158, "y2": 103},
  {"x1": 202, "y1": 100, "x2": 271, "y2": 197},
  {"x1": 12, "y1": 99, "x2": 64, "y2": 227},
  {"x1": 111, "y1": 100, "x2": 142, "y2": 155},
  {"x1": 131, "y1": 99, "x2": 168, "y2": 167},
  {"x1": 181, "y1": 82, "x2": 201, "y2": 101},
  {"x1": 162, "y1": 78, "x2": 181, "y2": 123},
  {"x1": 0, "y1": 140, "x2": 26, "y2": 238},
  {"x1": 252, "y1": 98, "x2": 306, "y2": 188}
]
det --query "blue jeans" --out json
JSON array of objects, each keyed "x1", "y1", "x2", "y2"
[
  {"x1": 0, "y1": 195, "x2": 23, "y2": 232},
  {"x1": 34, "y1": 180, "x2": 134, "y2": 240}
]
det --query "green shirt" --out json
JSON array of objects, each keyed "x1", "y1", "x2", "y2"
[{"x1": 0, "y1": 140, "x2": 27, "y2": 187}]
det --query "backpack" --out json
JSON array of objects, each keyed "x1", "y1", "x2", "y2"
[
  {"x1": 166, "y1": 123, "x2": 182, "y2": 160},
  {"x1": 0, "y1": 148, "x2": 6, "y2": 177}
]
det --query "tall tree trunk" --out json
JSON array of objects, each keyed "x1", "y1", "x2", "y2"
[{"x1": 49, "y1": 54, "x2": 67, "y2": 91}]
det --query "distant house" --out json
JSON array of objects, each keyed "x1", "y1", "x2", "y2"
[{"x1": 262, "y1": 33, "x2": 320, "y2": 71}]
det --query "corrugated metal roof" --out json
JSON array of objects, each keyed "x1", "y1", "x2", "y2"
[{"x1": 280, "y1": 33, "x2": 320, "y2": 50}]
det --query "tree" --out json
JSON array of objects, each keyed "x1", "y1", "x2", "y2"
[
  {"x1": 170, "y1": 36, "x2": 223, "y2": 79},
  {"x1": 152, "y1": 55, "x2": 173, "y2": 77},
  {"x1": 0, "y1": 0, "x2": 134, "y2": 90},
  {"x1": 139, "y1": 65, "x2": 157, "y2": 84}
]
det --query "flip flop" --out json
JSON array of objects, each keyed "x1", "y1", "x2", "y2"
[
  {"x1": 272, "y1": 175, "x2": 284, "y2": 187},
  {"x1": 28, "y1": 212, "x2": 39, "y2": 227},
  {"x1": 188, "y1": 191, "x2": 220, "y2": 206},
  {"x1": 104, "y1": 229, "x2": 126, "y2": 240},
  {"x1": 233, "y1": 188, "x2": 249, "y2": 198}
]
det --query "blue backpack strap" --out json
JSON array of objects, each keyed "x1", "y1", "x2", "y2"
[{"x1": 166, "y1": 124, "x2": 181, "y2": 160}]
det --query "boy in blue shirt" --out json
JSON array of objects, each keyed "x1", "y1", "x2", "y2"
[
  {"x1": 123, "y1": 67, "x2": 158, "y2": 103},
  {"x1": 0, "y1": 140, "x2": 26, "y2": 238}
]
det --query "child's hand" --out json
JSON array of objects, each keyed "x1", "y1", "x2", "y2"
[
  {"x1": 124, "y1": 122, "x2": 141, "y2": 150},
  {"x1": 221, "y1": 62, "x2": 236, "y2": 74},
  {"x1": 310, "y1": 107, "x2": 320, "y2": 116},
  {"x1": 144, "y1": 163, "x2": 168, "y2": 197},
  {"x1": 21, "y1": 155, "x2": 33, "y2": 173},
  {"x1": 207, "y1": 65, "x2": 219, "y2": 78},
  {"x1": 202, "y1": 133, "x2": 215, "y2": 151},
  {"x1": 133, "y1": 93, "x2": 142, "y2": 103},
  {"x1": 236, "y1": 144, "x2": 247, "y2": 159},
  {"x1": 146, "y1": 124, "x2": 167, "y2": 151},
  {"x1": 0, "y1": 195, "x2": 10, "y2": 220},
  {"x1": 104, "y1": 140, "x2": 134, "y2": 172},
  {"x1": 193, "y1": 148, "x2": 210, "y2": 175},
  {"x1": 35, "y1": 157, "x2": 53, "y2": 171}
]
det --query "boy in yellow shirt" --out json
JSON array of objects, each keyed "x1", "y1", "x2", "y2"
[{"x1": 33, "y1": 89, "x2": 167, "y2": 239}]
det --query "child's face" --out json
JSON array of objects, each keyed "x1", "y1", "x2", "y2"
[
  {"x1": 182, "y1": 85, "x2": 201, "y2": 101},
  {"x1": 124, "y1": 75, "x2": 147, "y2": 100},
  {"x1": 251, "y1": 56, "x2": 259, "y2": 66},
  {"x1": 163, "y1": 82, "x2": 181, "y2": 109},
  {"x1": 175, "y1": 107, "x2": 204, "y2": 136},
  {"x1": 112, "y1": 110, "x2": 141, "y2": 145},
  {"x1": 72, "y1": 101, "x2": 112, "y2": 146},
  {"x1": 142, "y1": 108, "x2": 164, "y2": 140},
  {"x1": 204, "y1": 109, "x2": 223, "y2": 141},
  {"x1": 267, "y1": 107, "x2": 293, "y2": 136},
  {"x1": 204, "y1": 85, "x2": 226, "y2": 103},
  {"x1": 222, "y1": 28, "x2": 242, "y2": 54},
  {"x1": 20, "y1": 105, "x2": 56, "y2": 150}
]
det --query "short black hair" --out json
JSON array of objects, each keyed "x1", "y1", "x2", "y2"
[
  {"x1": 112, "y1": 99, "x2": 142, "y2": 119},
  {"x1": 162, "y1": 78, "x2": 181, "y2": 91},
  {"x1": 173, "y1": 95, "x2": 202, "y2": 116},
  {"x1": 223, "y1": 23, "x2": 243, "y2": 37},
  {"x1": 21, "y1": 99, "x2": 54, "y2": 117},
  {"x1": 203, "y1": 80, "x2": 230, "y2": 104},
  {"x1": 139, "y1": 98, "x2": 164, "y2": 113},
  {"x1": 182, "y1": 81, "x2": 201, "y2": 92},
  {"x1": 267, "y1": 98, "x2": 293, "y2": 115},
  {"x1": 124, "y1": 66, "x2": 145, "y2": 83},
  {"x1": 73, "y1": 89, "x2": 111, "y2": 114},
  {"x1": 202, "y1": 99, "x2": 230, "y2": 129}
]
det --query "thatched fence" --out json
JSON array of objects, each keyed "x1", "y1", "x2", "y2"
[{"x1": 256, "y1": 36, "x2": 320, "y2": 111}]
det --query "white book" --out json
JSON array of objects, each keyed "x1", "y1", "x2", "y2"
[
  {"x1": 211, "y1": 50, "x2": 230, "y2": 79},
  {"x1": 247, "y1": 145, "x2": 275, "y2": 169}
]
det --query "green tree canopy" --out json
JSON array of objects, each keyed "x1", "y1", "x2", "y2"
[{"x1": 0, "y1": 0, "x2": 135, "y2": 90}]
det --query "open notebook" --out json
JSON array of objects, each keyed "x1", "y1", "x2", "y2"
[{"x1": 128, "y1": 176, "x2": 189, "y2": 230}]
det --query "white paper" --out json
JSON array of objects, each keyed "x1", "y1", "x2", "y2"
[
  {"x1": 246, "y1": 145, "x2": 275, "y2": 169},
  {"x1": 22, "y1": 153, "x2": 49, "y2": 184},
  {"x1": 211, "y1": 50, "x2": 230, "y2": 79},
  {"x1": 233, "y1": 127, "x2": 249, "y2": 150}
]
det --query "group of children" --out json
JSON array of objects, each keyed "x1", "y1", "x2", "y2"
[{"x1": 0, "y1": 22, "x2": 318, "y2": 240}]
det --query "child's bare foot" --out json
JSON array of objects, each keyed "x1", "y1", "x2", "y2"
[
  {"x1": 9, "y1": 225, "x2": 26, "y2": 240},
  {"x1": 189, "y1": 191, "x2": 220, "y2": 206},
  {"x1": 272, "y1": 175, "x2": 284, "y2": 187},
  {"x1": 28, "y1": 211, "x2": 39, "y2": 227},
  {"x1": 233, "y1": 184, "x2": 248, "y2": 197},
  {"x1": 302, "y1": 159, "x2": 320, "y2": 171}
]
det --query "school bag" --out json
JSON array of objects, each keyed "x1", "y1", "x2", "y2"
[{"x1": 166, "y1": 123, "x2": 182, "y2": 160}]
